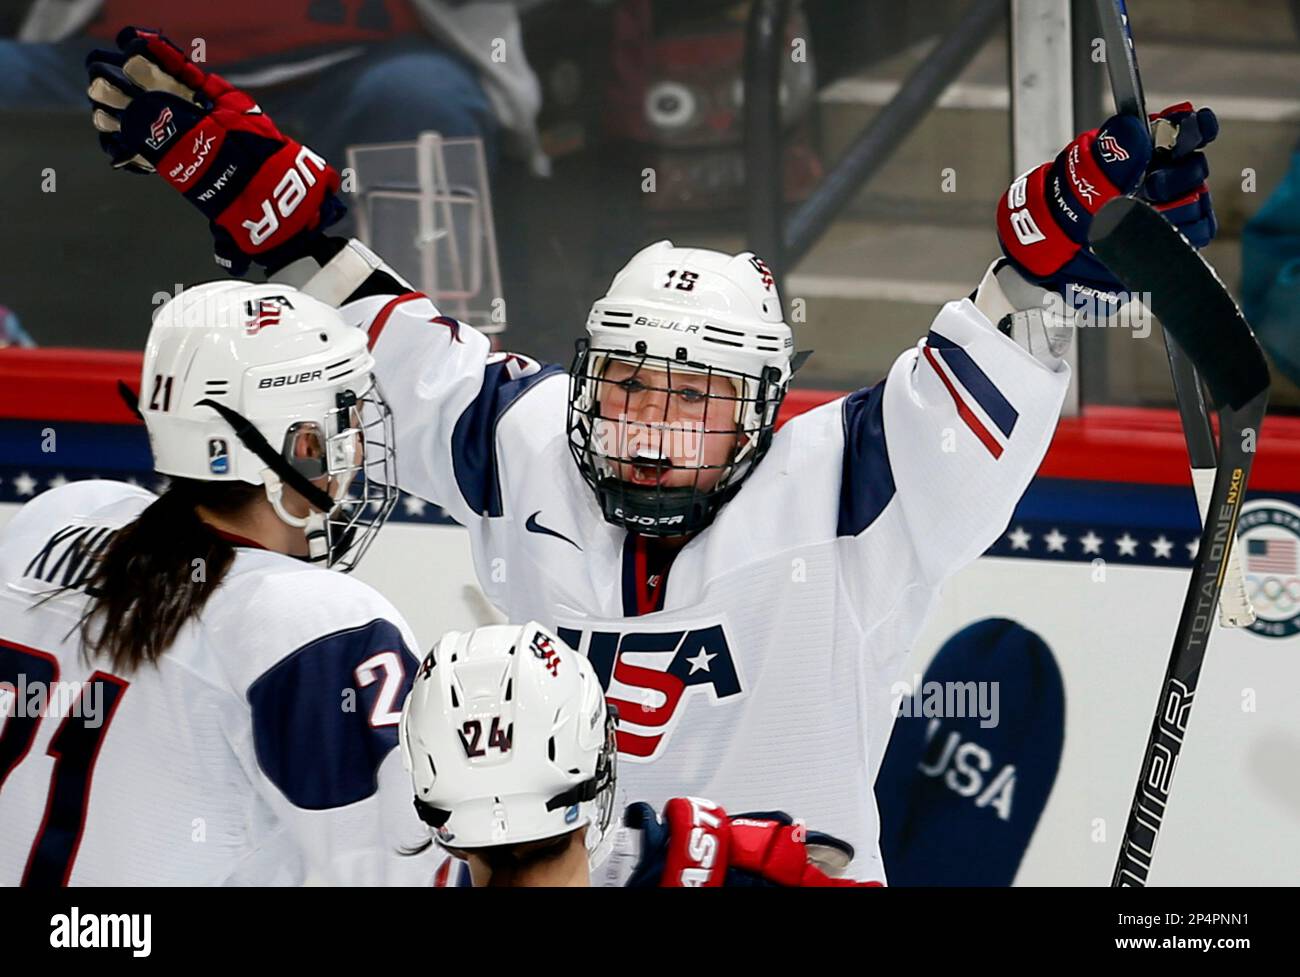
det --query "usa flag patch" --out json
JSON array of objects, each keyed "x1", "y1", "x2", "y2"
[{"x1": 244, "y1": 297, "x2": 290, "y2": 335}]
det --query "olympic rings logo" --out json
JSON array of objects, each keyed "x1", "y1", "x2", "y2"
[{"x1": 1246, "y1": 575, "x2": 1300, "y2": 614}]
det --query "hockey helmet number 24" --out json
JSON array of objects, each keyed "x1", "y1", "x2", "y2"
[{"x1": 399, "y1": 621, "x2": 619, "y2": 865}]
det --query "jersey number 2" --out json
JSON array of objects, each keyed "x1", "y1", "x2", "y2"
[
  {"x1": 0, "y1": 640, "x2": 128, "y2": 887},
  {"x1": 354, "y1": 652, "x2": 404, "y2": 727}
]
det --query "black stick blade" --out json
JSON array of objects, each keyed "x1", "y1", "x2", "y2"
[{"x1": 1088, "y1": 197, "x2": 1270, "y2": 411}]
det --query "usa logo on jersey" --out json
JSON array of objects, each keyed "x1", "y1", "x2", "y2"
[{"x1": 556, "y1": 622, "x2": 744, "y2": 761}]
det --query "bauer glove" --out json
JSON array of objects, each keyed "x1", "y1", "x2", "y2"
[
  {"x1": 997, "y1": 102, "x2": 1219, "y2": 300},
  {"x1": 85, "y1": 26, "x2": 344, "y2": 276}
]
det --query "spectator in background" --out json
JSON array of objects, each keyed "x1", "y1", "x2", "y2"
[
  {"x1": 1242, "y1": 143, "x2": 1300, "y2": 388},
  {"x1": 3, "y1": 0, "x2": 549, "y2": 174},
  {"x1": 0, "y1": 305, "x2": 35, "y2": 348}
]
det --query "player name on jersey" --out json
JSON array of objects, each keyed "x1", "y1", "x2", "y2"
[{"x1": 21, "y1": 523, "x2": 119, "y2": 592}]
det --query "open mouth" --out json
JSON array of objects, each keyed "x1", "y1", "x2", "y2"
[
  {"x1": 628, "y1": 465, "x2": 666, "y2": 487},
  {"x1": 624, "y1": 450, "x2": 670, "y2": 487}
]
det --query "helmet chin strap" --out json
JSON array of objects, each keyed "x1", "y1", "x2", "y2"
[
  {"x1": 261, "y1": 468, "x2": 331, "y2": 562},
  {"x1": 195, "y1": 398, "x2": 343, "y2": 563}
]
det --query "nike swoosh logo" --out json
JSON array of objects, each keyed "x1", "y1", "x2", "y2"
[{"x1": 525, "y1": 511, "x2": 582, "y2": 551}]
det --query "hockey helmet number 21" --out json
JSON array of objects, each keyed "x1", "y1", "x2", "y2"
[{"x1": 141, "y1": 280, "x2": 398, "y2": 570}]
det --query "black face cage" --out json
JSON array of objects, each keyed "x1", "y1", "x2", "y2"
[
  {"x1": 322, "y1": 378, "x2": 399, "y2": 572},
  {"x1": 566, "y1": 340, "x2": 787, "y2": 537}
]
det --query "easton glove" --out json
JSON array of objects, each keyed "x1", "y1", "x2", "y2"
[
  {"x1": 85, "y1": 27, "x2": 344, "y2": 275},
  {"x1": 997, "y1": 102, "x2": 1219, "y2": 299},
  {"x1": 623, "y1": 796, "x2": 881, "y2": 887}
]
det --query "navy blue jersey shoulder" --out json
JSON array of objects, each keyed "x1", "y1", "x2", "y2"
[
  {"x1": 248, "y1": 618, "x2": 417, "y2": 811},
  {"x1": 451, "y1": 359, "x2": 564, "y2": 517},
  {"x1": 838, "y1": 381, "x2": 896, "y2": 537}
]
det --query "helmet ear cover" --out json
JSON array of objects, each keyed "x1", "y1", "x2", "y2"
[
  {"x1": 196, "y1": 383, "x2": 395, "y2": 570},
  {"x1": 196, "y1": 396, "x2": 337, "y2": 516},
  {"x1": 282, "y1": 389, "x2": 361, "y2": 480}
]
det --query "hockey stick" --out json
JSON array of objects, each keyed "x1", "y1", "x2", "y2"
[
  {"x1": 1089, "y1": 197, "x2": 1270, "y2": 887},
  {"x1": 1094, "y1": 0, "x2": 1255, "y2": 626}
]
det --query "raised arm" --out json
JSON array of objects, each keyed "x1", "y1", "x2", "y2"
[
  {"x1": 837, "y1": 102, "x2": 1219, "y2": 584},
  {"x1": 83, "y1": 27, "x2": 559, "y2": 527},
  {"x1": 280, "y1": 237, "x2": 566, "y2": 526}
]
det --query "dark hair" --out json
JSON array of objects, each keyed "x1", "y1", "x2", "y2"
[
  {"x1": 403, "y1": 831, "x2": 580, "y2": 886},
  {"x1": 76, "y1": 477, "x2": 265, "y2": 673},
  {"x1": 464, "y1": 833, "x2": 579, "y2": 887}
]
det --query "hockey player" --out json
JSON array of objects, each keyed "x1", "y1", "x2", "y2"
[
  {"x1": 0, "y1": 281, "x2": 430, "y2": 885},
  {"x1": 399, "y1": 619, "x2": 873, "y2": 886},
  {"x1": 82, "y1": 28, "x2": 1218, "y2": 882}
]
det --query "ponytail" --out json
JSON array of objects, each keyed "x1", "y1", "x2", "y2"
[{"x1": 78, "y1": 478, "x2": 264, "y2": 673}]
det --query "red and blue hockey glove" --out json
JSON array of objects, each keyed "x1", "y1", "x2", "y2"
[
  {"x1": 997, "y1": 102, "x2": 1219, "y2": 300},
  {"x1": 623, "y1": 796, "x2": 881, "y2": 887},
  {"x1": 85, "y1": 27, "x2": 344, "y2": 276}
]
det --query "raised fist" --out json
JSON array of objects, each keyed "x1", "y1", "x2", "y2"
[
  {"x1": 623, "y1": 796, "x2": 881, "y2": 887},
  {"x1": 86, "y1": 27, "x2": 344, "y2": 275},
  {"x1": 997, "y1": 103, "x2": 1219, "y2": 299}
]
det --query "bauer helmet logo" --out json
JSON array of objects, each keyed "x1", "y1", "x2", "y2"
[
  {"x1": 632, "y1": 315, "x2": 697, "y2": 333},
  {"x1": 257, "y1": 370, "x2": 322, "y2": 389}
]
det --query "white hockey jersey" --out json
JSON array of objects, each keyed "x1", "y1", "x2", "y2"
[
  {"x1": 319, "y1": 248, "x2": 1068, "y2": 882},
  {"x1": 0, "y1": 480, "x2": 431, "y2": 885}
]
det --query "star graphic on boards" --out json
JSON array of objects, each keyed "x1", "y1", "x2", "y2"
[
  {"x1": 1007, "y1": 526, "x2": 1032, "y2": 551},
  {"x1": 47, "y1": 474, "x2": 67, "y2": 490},
  {"x1": 13, "y1": 472, "x2": 36, "y2": 496},
  {"x1": 686, "y1": 649, "x2": 716, "y2": 674},
  {"x1": 402, "y1": 495, "x2": 427, "y2": 517},
  {"x1": 1116, "y1": 533, "x2": 1139, "y2": 557},
  {"x1": 1044, "y1": 528, "x2": 1068, "y2": 553},
  {"x1": 1080, "y1": 530, "x2": 1103, "y2": 555},
  {"x1": 1151, "y1": 535, "x2": 1174, "y2": 559},
  {"x1": 1186, "y1": 538, "x2": 1200, "y2": 560}
]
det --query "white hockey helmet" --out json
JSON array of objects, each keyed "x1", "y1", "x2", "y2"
[
  {"x1": 140, "y1": 280, "x2": 397, "y2": 570},
  {"x1": 399, "y1": 622, "x2": 618, "y2": 861},
  {"x1": 567, "y1": 240, "x2": 798, "y2": 536}
]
